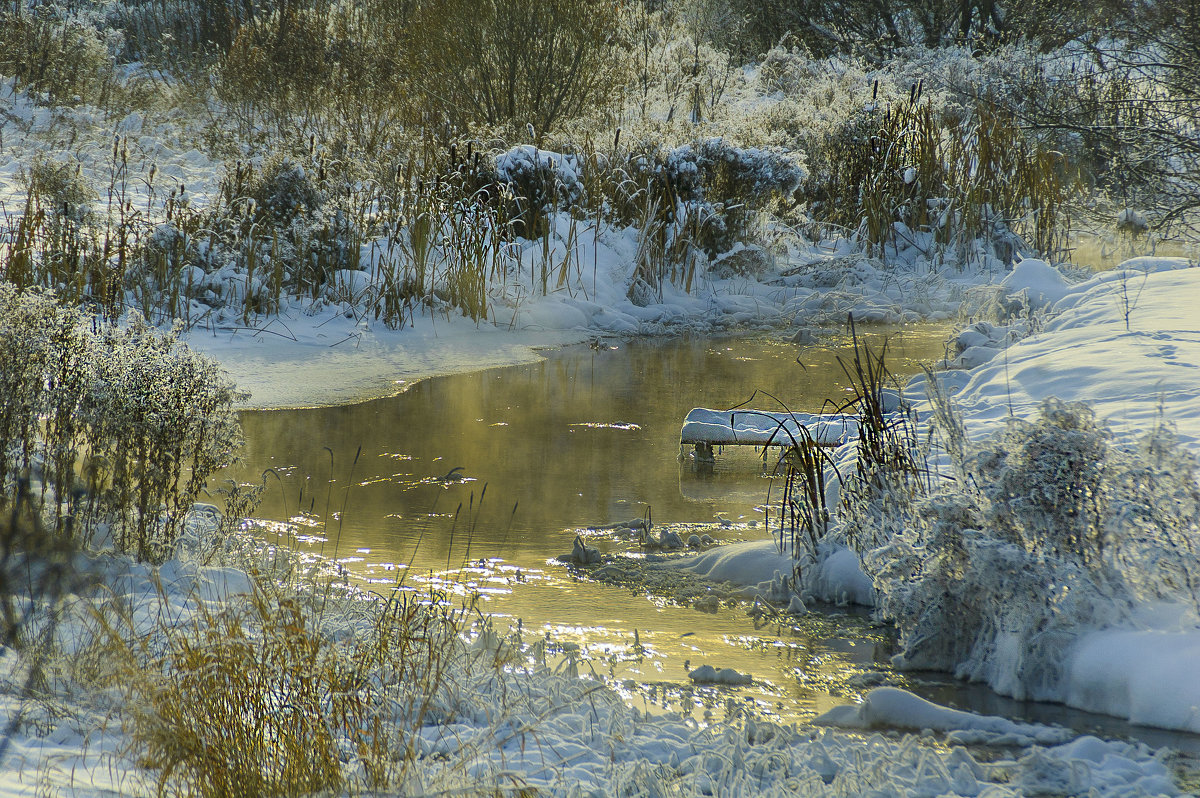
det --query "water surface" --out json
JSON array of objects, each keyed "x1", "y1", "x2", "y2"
[{"x1": 225, "y1": 325, "x2": 1200, "y2": 751}]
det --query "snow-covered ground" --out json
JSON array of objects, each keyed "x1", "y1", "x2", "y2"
[
  {"x1": 4, "y1": 253, "x2": 1198, "y2": 795},
  {"x1": 5, "y1": 66, "x2": 1200, "y2": 798},
  {"x1": 650, "y1": 260, "x2": 1200, "y2": 737}
]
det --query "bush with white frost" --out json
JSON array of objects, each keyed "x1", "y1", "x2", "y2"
[
  {"x1": 0, "y1": 286, "x2": 246, "y2": 563},
  {"x1": 861, "y1": 397, "x2": 1200, "y2": 699}
]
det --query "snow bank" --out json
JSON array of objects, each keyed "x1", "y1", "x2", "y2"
[
  {"x1": 815, "y1": 686, "x2": 1074, "y2": 745},
  {"x1": 955, "y1": 265, "x2": 1200, "y2": 448},
  {"x1": 902, "y1": 262, "x2": 1200, "y2": 733}
]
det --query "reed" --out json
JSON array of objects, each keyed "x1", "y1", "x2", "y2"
[
  {"x1": 811, "y1": 90, "x2": 1075, "y2": 262},
  {"x1": 833, "y1": 317, "x2": 929, "y2": 553}
]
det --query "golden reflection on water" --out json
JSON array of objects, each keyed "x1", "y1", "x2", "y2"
[
  {"x1": 229, "y1": 326, "x2": 952, "y2": 570},
  {"x1": 225, "y1": 326, "x2": 953, "y2": 725}
]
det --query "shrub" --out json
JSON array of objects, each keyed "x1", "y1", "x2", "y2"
[
  {"x1": 976, "y1": 399, "x2": 1109, "y2": 562},
  {"x1": 403, "y1": 0, "x2": 627, "y2": 137},
  {"x1": 213, "y1": 1, "x2": 332, "y2": 133},
  {"x1": 0, "y1": 9, "x2": 117, "y2": 105},
  {"x1": 0, "y1": 287, "x2": 245, "y2": 563},
  {"x1": 862, "y1": 395, "x2": 1200, "y2": 697},
  {"x1": 245, "y1": 153, "x2": 325, "y2": 226},
  {"x1": 665, "y1": 138, "x2": 804, "y2": 254},
  {"x1": 110, "y1": 578, "x2": 467, "y2": 796},
  {"x1": 495, "y1": 145, "x2": 585, "y2": 238}
]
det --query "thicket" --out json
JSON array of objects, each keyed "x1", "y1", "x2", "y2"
[
  {"x1": 806, "y1": 94, "x2": 1074, "y2": 261},
  {"x1": 0, "y1": 285, "x2": 245, "y2": 563},
  {"x1": 852, "y1": 386, "x2": 1200, "y2": 698},
  {"x1": 0, "y1": 6, "x2": 119, "y2": 105},
  {"x1": 103, "y1": 577, "x2": 471, "y2": 796},
  {"x1": 3, "y1": 0, "x2": 1195, "y2": 328}
]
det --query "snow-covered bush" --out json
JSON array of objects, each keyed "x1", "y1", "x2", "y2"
[
  {"x1": 978, "y1": 400, "x2": 1109, "y2": 562},
  {"x1": 864, "y1": 396, "x2": 1200, "y2": 699},
  {"x1": 612, "y1": 138, "x2": 804, "y2": 259},
  {"x1": 494, "y1": 145, "x2": 585, "y2": 237},
  {"x1": 0, "y1": 287, "x2": 246, "y2": 562},
  {"x1": 244, "y1": 154, "x2": 325, "y2": 226},
  {"x1": 0, "y1": 8, "x2": 116, "y2": 105}
]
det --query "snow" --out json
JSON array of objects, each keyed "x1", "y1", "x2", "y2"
[
  {"x1": 681, "y1": 407, "x2": 860, "y2": 447},
  {"x1": 954, "y1": 266, "x2": 1200, "y2": 449},
  {"x1": 688, "y1": 664, "x2": 753, "y2": 685},
  {"x1": 815, "y1": 686, "x2": 1075, "y2": 745},
  {"x1": 4, "y1": 62, "x2": 1200, "y2": 795}
]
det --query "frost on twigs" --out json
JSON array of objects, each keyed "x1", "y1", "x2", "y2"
[
  {"x1": 0, "y1": 286, "x2": 248, "y2": 563},
  {"x1": 863, "y1": 396, "x2": 1200, "y2": 699}
]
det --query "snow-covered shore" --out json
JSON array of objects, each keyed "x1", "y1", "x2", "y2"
[
  {"x1": 4, "y1": 260, "x2": 1199, "y2": 795},
  {"x1": 657, "y1": 260, "x2": 1200, "y2": 738}
]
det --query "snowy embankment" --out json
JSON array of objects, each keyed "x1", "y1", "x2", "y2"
[
  {"x1": 671, "y1": 260, "x2": 1200, "y2": 736},
  {"x1": 945, "y1": 261, "x2": 1200, "y2": 732},
  {"x1": 186, "y1": 238, "x2": 980, "y2": 409}
]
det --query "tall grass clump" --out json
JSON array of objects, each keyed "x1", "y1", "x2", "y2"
[
  {"x1": 833, "y1": 319, "x2": 926, "y2": 554},
  {"x1": 0, "y1": 285, "x2": 244, "y2": 563},
  {"x1": 770, "y1": 427, "x2": 837, "y2": 579},
  {"x1": 761, "y1": 321, "x2": 922, "y2": 578},
  {"x1": 807, "y1": 91, "x2": 1075, "y2": 262},
  {"x1": 0, "y1": 7, "x2": 119, "y2": 106},
  {"x1": 103, "y1": 574, "x2": 470, "y2": 796}
]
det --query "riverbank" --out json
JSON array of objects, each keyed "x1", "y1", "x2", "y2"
[
  {"x1": 4, "y1": 259, "x2": 1199, "y2": 796},
  {"x1": 186, "y1": 246, "x2": 995, "y2": 410},
  {"x1": 643, "y1": 260, "x2": 1200, "y2": 737},
  {"x1": 196, "y1": 255, "x2": 1200, "y2": 742}
]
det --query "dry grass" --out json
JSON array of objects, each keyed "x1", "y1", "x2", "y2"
[
  {"x1": 101, "y1": 574, "x2": 468, "y2": 797},
  {"x1": 810, "y1": 92, "x2": 1076, "y2": 262}
]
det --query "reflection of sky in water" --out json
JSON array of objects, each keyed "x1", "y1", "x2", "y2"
[{"x1": 227, "y1": 326, "x2": 952, "y2": 572}]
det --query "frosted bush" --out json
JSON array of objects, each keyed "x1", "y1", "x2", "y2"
[
  {"x1": 494, "y1": 146, "x2": 585, "y2": 212},
  {"x1": 247, "y1": 154, "x2": 324, "y2": 225},
  {"x1": 661, "y1": 138, "x2": 805, "y2": 254},
  {"x1": 978, "y1": 400, "x2": 1110, "y2": 561},
  {"x1": 863, "y1": 396, "x2": 1200, "y2": 699},
  {"x1": 0, "y1": 287, "x2": 246, "y2": 563},
  {"x1": 494, "y1": 145, "x2": 585, "y2": 237}
]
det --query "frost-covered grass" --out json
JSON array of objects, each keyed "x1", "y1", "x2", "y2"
[
  {"x1": 2, "y1": 512, "x2": 1191, "y2": 797},
  {"x1": 736, "y1": 262, "x2": 1200, "y2": 736},
  {"x1": 0, "y1": 285, "x2": 244, "y2": 562}
]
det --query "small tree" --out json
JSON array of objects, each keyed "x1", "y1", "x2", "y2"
[{"x1": 403, "y1": 0, "x2": 627, "y2": 137}]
